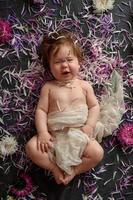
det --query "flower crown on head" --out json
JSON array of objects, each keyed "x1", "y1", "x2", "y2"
[
  {"x1": 48, "y1": 30, "x2": 78, "y2": 45},
  {"x1": 48, "y1": 31, "x2": 66, "y2": 40}
]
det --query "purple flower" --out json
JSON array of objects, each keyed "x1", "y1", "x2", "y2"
[
  {"x1": 117, "y1": 122, "x2": 133, "y2": 146},
  {"x1": 10, "y1": 173, "x2": 33, "y2": 197},
  {"x1": 99, "y1": 14, "x2": 114, "y2": 37},
  {"x1": 0, "y1": 20, "x2": 12, "y2": 44}
]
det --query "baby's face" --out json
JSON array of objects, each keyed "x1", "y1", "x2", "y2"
[{"x1": 49, "y1": 44, "x2": 80, "y2": 82}]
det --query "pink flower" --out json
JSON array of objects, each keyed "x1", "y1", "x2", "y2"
[
  {"x1": 10, "y1": 173, "x2": 33, "y2": 197},
  {"x1": 117, "y1": 122, "x2": 133, "y2": 146},
  {"x1": 0, "y1": 20, "x2": 12, "y2": 44}
]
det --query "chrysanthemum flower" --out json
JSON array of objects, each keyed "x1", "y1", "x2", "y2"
[
  {"x1": 0, "y1": 135, "x2": 18, "y2": 157},
  {"x1": 117, "y1": 122, "x2": 133, "y2": 146},
  {"x1": 93, "y1": 0, "x2": 115, "y2": 13},
  {"x1": 0, "y1": 19, "x2": 12, "y2": 44},
  {"x1": 10, "y1": 173, "x2": 33, "y2": 197}
]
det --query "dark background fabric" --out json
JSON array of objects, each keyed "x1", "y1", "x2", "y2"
[{"x1": 0, "y1": 0, "x2": 133, "y2": 199}]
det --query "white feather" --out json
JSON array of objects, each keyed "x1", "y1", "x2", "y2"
[{"x1": 93, "y1": 70, "x2": 125, "y2": 143}]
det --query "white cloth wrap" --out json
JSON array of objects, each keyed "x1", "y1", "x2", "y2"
[{"x1": 47, "y1": 105, "x2": 89, "y2": 174}]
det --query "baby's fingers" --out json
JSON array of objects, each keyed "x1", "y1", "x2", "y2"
[
  {"x1": 47, "y1": 140, "x2": 54, "y2": 149},
  {"x1": 44, "y1": 142, "x2": 50, "y2": 152},
  {"x1": 40, "y1": 143, "x2": 46, "y2": 153}
]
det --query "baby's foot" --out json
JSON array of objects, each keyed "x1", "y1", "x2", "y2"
[
  {"x1": 52, "y1": 166, "x2": 64, "y2": 184},
  {"x1": 63, "y1": 170, "x2": 76, "y2": 185}
]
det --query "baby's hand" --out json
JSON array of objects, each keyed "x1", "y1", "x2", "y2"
[
  {"x1": 81, "y1": 124, "x2": 94, "y2": 136},
  {"x1": 37, "y1": 132, "x2": 54, "y2": 153}
]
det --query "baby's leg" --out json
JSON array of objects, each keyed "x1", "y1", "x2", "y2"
[
  {"x1": 25, "y1": 136, "x2": 64, "y2": 184},
  {"x1": 64, "y1": 139, "x2": 104, "y2": 185},
  {"x1": 63, "y1": 170, "x2": 76, "y2": 185},
  {"x1": 74, "y1": 139, "x2": 104, "y2": 175}
]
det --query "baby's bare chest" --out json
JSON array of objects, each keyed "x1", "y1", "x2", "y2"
[{"x1": 49, "y1": 86, "x2": 86, "y2": 111}]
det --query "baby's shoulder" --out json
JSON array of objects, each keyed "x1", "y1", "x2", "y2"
[
  {"x1": 78, "y1": 79, "x2": 92, "y2": 90},
  {"x1": 42, "y1": 80, "x2": 55, "y2": 88},
  {"x1": 41, "y1": 80, "x2": 55, "y2": 92}
]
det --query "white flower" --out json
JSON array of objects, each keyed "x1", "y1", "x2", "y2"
[
  {"x1": 93, "y1": 0, "x2": 115, "y2": 13},
  {"x1": 0, "y1": 135, "x2": 18, "y2": 157}
]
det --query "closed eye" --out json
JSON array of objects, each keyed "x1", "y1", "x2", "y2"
[
  {"x1": 67, "y1": 58, "x2": 73, "y2": 62},
  {"x1": 54, "y1": 60, "x2": 61, "y2": 64}
]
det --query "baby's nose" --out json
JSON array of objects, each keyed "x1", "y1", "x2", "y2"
[{"x1": 61, "y1": 60, "x2": 69, "y2": 67}]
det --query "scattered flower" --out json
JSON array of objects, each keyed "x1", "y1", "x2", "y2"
[
  {"x1": 10, "y1": 173, "x2": 33, "y2": 197},
  {"x1": 0, "y1": 19, "x2": 12, "y2": 44},
  {"x1": 93, "y1": 0, "x2": 115, "y2": 13},
  {"x1": 88, "y1": 39, "x2": 103, "y2": 60},
  {"x1": 117, "y1": 122, "x2": 133, "y2": 146},
  {"x1": 99, "y1": 13, "x2": 115, "y2": 37},
  {"x1": 0, "y1": 135, "x2": 18, "y2": 157}
]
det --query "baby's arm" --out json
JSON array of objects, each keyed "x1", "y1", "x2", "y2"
[
  {"x1": 81, "y1": 81, "x2": 100, "y2": 136},
  {"x1": 35, "y1": 83, "x2": 53, "y2": 153}
]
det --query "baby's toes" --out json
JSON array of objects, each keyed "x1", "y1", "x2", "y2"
[{"x1": 58, "y1": 176, "x2": 64, "y2": 184}]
